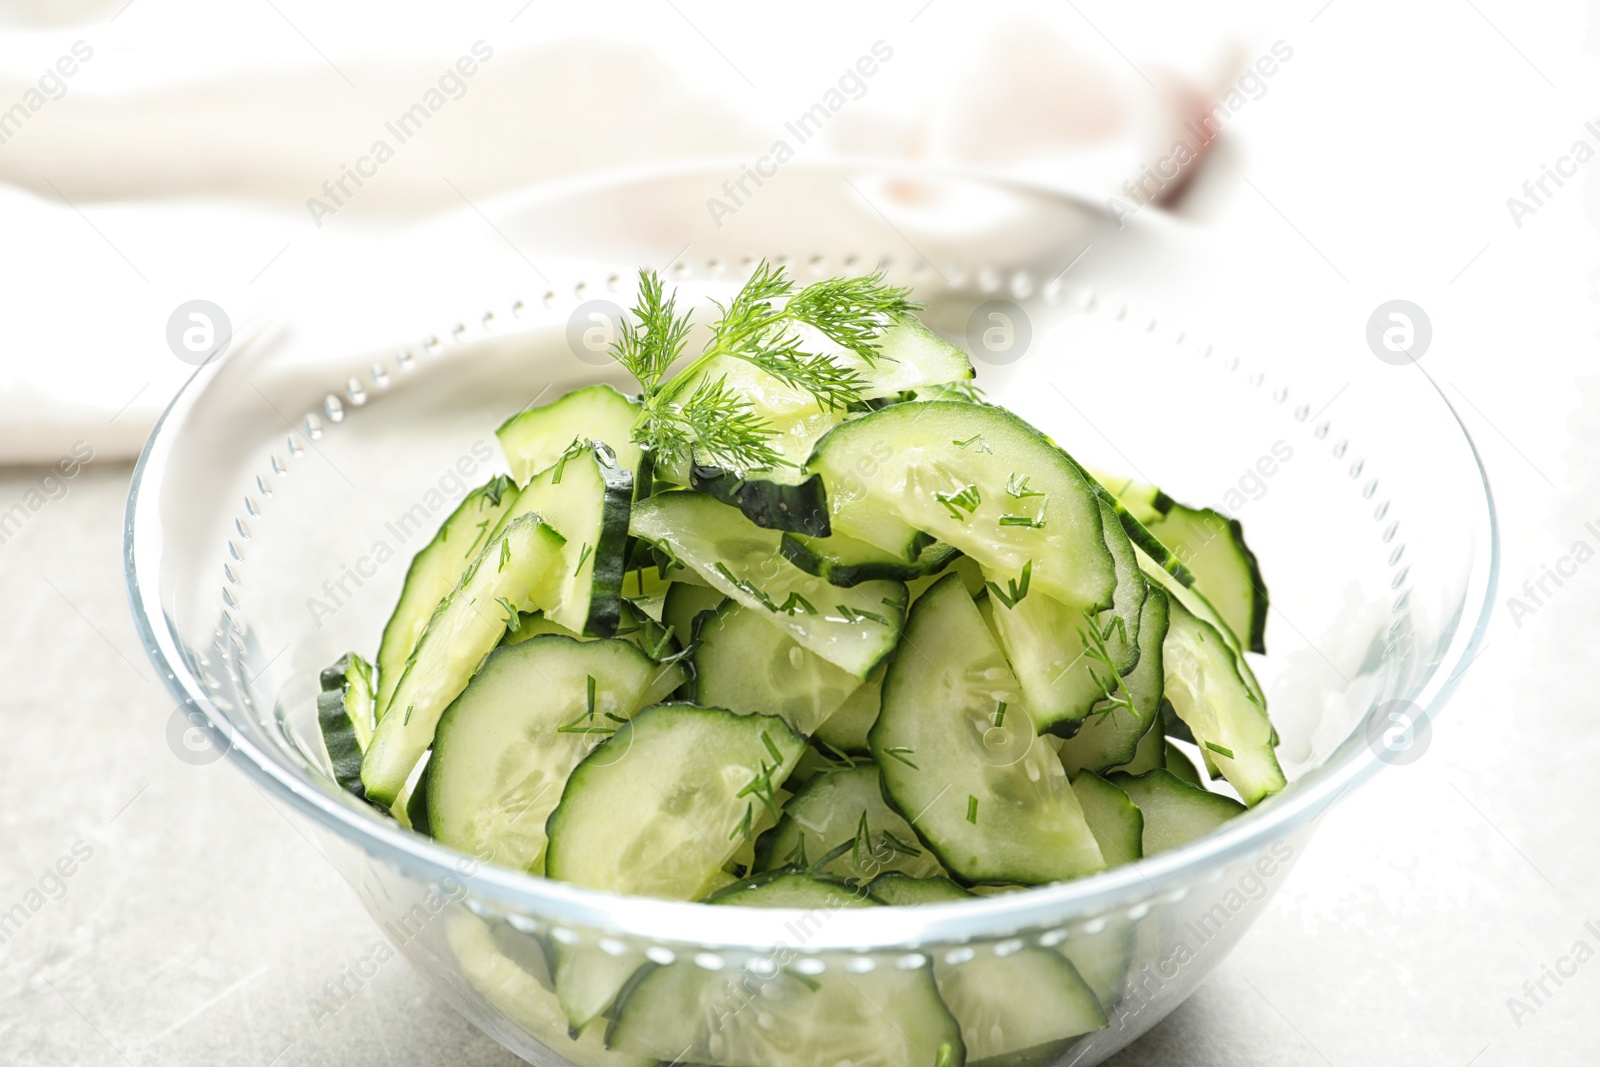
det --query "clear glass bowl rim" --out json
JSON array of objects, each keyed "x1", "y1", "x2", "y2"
[{"x1": 122, "y1": 163, "x2": 1500, "y2": 953}]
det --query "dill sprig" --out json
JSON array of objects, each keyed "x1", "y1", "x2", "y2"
[
  {"x1": 1080, "y1": 609, "x2": 1136, "y2": 722},
  {"x1": 609, "y1": 262, "x2": 921, "y2": 476}
]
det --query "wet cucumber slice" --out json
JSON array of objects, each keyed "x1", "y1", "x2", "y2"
[
  {"x1": 692, "y1": 600, "x2": 865, "y2": 736},
  {"x1": 428, "y1": 634, "x2": 665, "y2": 876},
  {"x1": 608, "y1": 873, "x2": 965, "y2": 1067},
  {"x1": 317, "y1": 652, "x2": 375, "y2": 797},
  {"x1": 1161, "y1": 598, "x2": 1284, "y2": 806},
  {"x1": 361, "y1": 514, "x2": 567, "y2": 805},
  {"x1": 492, "y1": 441, "x2": 634, "y2": 636},
  {"x1": 545, "y1": 704, "x2": 808, "y2": 900},
  {"x1": 811, "y1": 665, "x2": 883, "y2": 754},
  {"x1": 496, "y1": 383, "x2": 642, "y2": 486},
  {"x1": 375, "y1": 474, "x2": 520, "y2": 717},
  {"x1": 1068, "y1": 772, "x2": 1143, "y2": 869},
  {"x1": 871, "y1": 573, "x2": 1106, "y2": 885},
  {"x1": 1108, "y1": 768, "x2": 1246, "y2": 854},
  {"x1": 753, "y1": 764, "x2": 945, "y2": 881},
  {"x1": 630, "y1": 492, "x2": 907, "y2": 679},
  {"x1": 1059, "y1": 588, "x2": 1171, "y2": 774},
  {"x1": 807, "y1": 401, "x2": 1116, "y2": 607}
]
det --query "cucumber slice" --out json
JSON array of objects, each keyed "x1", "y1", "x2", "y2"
[
  {"x1": 866, "y1": 872, "x2": 972, "y2": 905},
  {"x1": 1164, "y1": 740, "x2": 1204, "y2": 788},
  {"x1": 781, "y1": 531, "x2": 960, "y2": 587},
  {"x1": 545, "y1": 704, "x2": 808, "y2": 899},
  {"x1": 1161, "y1": 598, "x2": 1285, "y2": 805},
  {"x1": 446, "y1": 913, "x2": 651, "y2": 1067},
  {"x1": 842, "y1": 312, "x2": 975, "y2": 399},
  {"x1": 318, "y1": 653, "x2": 375, "y2": 796},
  {"x1": 692, "y1": 600, "x2": 865, "y2": 736},
  {"x1": 807, "y1": 401, "x2": 1116, "y2": 607},
  {"x1": 705, "y1": 869, "x2": 864, "y2": 906},
  {"x1": 872, "y1": 573, "x2": 1105, "y2": 885},
  {"x1": 1111, "y1": 716, "x2": 1165, "y2": 775},
  {"x1": 630, "y1": 492, "x2": 907, "y2": 679},
  {"x1": 608, "y1": 873, "x2": 965, "y2": 1067},
  {"x1": 496, "y1": 383, "x2": 642, "y2": 486},
  {"x1": 375, "y1": 474, "x2": 520, "y2": 717},
  {"x1": 811, "y1": 666, "x2": 882, "y2": 753},
  {"x1": 501, "y1": 607, "x2": 687, "y2": 708},
  {"x1": 1085, "y1": 468, "x2": 1172, "y2": 525},
  {"x1": 933, "y1": 947, "x2": 1107, "y2": 1064},
  {"x1": 1068, "y1": 772, "x2": 1143, "y2": 868},
  {"x1": 688, "y1": 463, "x2": 830, "y2": 536},
  {"x1": 984, "y1": 495, "x2": 1147, "y2": 735},
  {"x1": 908, "y1": 554, "x2": 986, "y2": 604},
  {"x1": 1108, "y1": 768, "x2": 1246, "y2": 854},
  {"x1": 495, "y1": 441, "x2": 633, "y2": 636},
  {"x1": 361, "y1": 514, "x2": 567, "y2": 805},
  {"x1": 1059, "y1": 588, "x2": 1171, "y2": 774},
  {"x1": 754, "y1": 764, "x2": 945, "y2": 881},
  {"x1": 428, "y1": 635, "x2": 665, "y2": 874},
  {"x1": 661, "y1": 581, "x2": 727, "y2": 658},
  {"x1": 1139, "y1": 552, "x2": 1265, "y2": 705},
  {"x1": 1147, "y1": 503, "x2": 1269, "y2": 654},
  {"x1": 554, "y1": 942, "x2": 648, "y2": 1033}
]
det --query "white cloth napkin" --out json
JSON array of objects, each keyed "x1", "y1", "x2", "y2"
[{"x1": 0, "y1": 1, "x2": 1244, "y2": 462}]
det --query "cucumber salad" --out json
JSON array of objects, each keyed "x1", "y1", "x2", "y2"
[{"x1": 316, "y1": 264, "x2": 1285, "y2": 1064}]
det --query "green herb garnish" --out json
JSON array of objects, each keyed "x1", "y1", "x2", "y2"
[
  {"x1": 607, "y1": 263, "x2": 918, "y2": 474},
  {"x1": 1205, "y1": 742, "x2": 1235, "y2": 759},
  {"x1": 985, "y1": 559, "x2": 1033, "y2": 609}
]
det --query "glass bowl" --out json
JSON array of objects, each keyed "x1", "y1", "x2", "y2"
[{"x1": 124, "y1": 163, "x2": 1496, "y2": 1067}]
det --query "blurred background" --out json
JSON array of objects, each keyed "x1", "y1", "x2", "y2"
[{"x1": 0, "y1": 1, "x2": 1595, "y2": 1064}]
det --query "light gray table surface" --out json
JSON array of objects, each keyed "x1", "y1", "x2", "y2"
[{"x1": 1, "y1": 397, "x2": 1596, "y2": 1067}]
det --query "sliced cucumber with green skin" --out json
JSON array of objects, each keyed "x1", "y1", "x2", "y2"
[
  {"x1": 318, "y1": 653, "x2": 375, "y2": 797},
  {"x1": 704, "y1": 868, "x2": 865, "y2": 906},
  {"x1": 496, "y1": 383, "x2": 642, "y2": 486},
  {"x1": 688, "y1": 463, "x2": 830, "y2": 536},
  {"x1": 545, "y1": 704, "x2": 808, "y2": 899},
  {"x1": 811, "y1": 665, "x2": 882, "y2": 753},
  {"x1": 781, "y1": 531, "x2": 959, "y2": 587},
  {"x1": 866, "y1": 872, "x2": 972, "y2": 905},
  {"x1": 608, "y1": 873, "x2": 965, "y2": 1067},
  {"x1": 376, "y1": 474, "x2": 520, "y2": 717},
  {"x1": 1059, "y1": 588, "x2": 1170, "y2": 774},
  {"x1": 446, "y1": 913, "x2": 652, "y2": 1067},
  {"x1": 933, "y1": 944, "x2": 1107, "y2": 1064},
  {"x1": 1139, "y1": 551, "x2": 1264, "y2": 705},
  {"x1": 1108, "y1": 768, "x2": 1246, "y2": 854},
  {"x1": 630, "y1": 492, "x2": 907, "y2": 679},
  {"x1": 427, "y1": 634, "x2": 664, "y2": 875},
  {"x1": 1161, "y1": 597, "x2": 1284, "y2": 805},
  {"x1": 660, "y1": 581, "x2": 727, "y2": 659},
  {"x1": 1085, "y1": 467, "x2": 1173, "y2": 525},
  {"x1": 1146, "y1": 503, "x2": 1269, "y2": 654},
  {"x1": 1112, "y1": 716, "x2": 1165, "y2": 775},
  {"x1": 501, "y1": 603, "x2": 689, "y2": 705},
  {"x1": 909, "y1": 554, "x2": 985, "y2": 603},
  {"x1": 872, "y1": 573, "x2": 1105, "y2": 885},
  {"x1": 754, "y1": 764, "x2": 944, "y2": 881},
  {"x1": 361, "y1": 514, "x2": 567, "y2": 805},
  {"x1": 1164, "y1": 740, "x2": 1204, "y2": 788},
  {"x1": 692, "y1": 600, "x2": 864, "y2": 736},
  {"x1": 807, "y1": 401, "x2": 1117, "y2": 608},
  {"x1": 1069, "y1": 772, "x2": 1143, "y2": 869},
  {"x1": 554, "y1": 942, "x2": 648, "y2": 1034},
  {"x1": 841, "y1": 312, "x2": 975, "y2": 399},
  {"x1": 493, "y1": 441, "x2": 633, "y2": 637}
]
